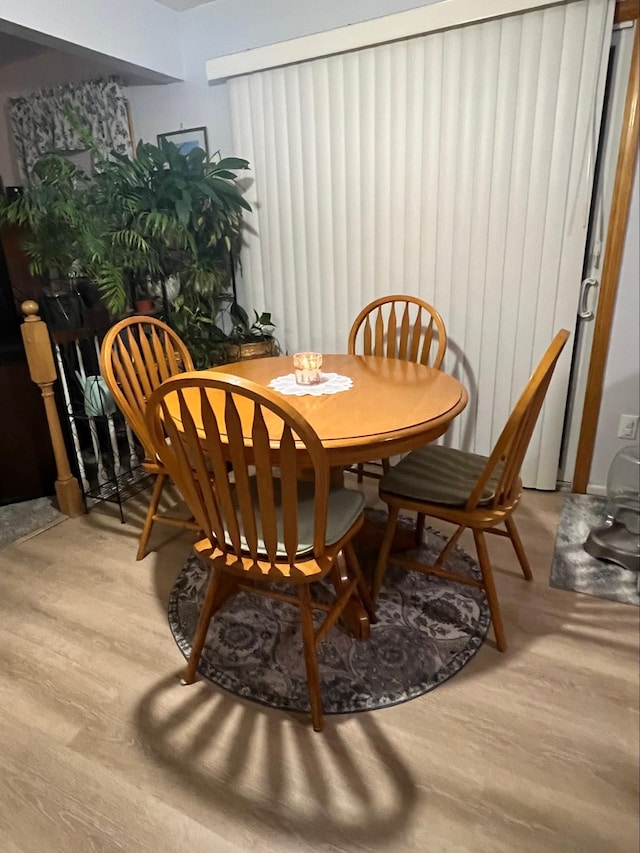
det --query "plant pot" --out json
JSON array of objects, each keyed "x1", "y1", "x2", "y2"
[
  {"x1": 225, "y1": 338, "x2": 277, "y2": 362},
  {"x1": 134, "y1": 298, "x2": 155, "y2": 315}
]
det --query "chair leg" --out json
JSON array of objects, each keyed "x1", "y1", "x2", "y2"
[
  {"x1": 137, "y1": 472, "x2": 167, "y2": 561},
  {"x1": 381, "y1": 457, "x2": 391, "y2": 474},
  {"x1": 182, "y1": 566, "x2": 222, "y2": 685},
  {"x1": 434, "y1": 524, "x2": 466, "y2": 568},
  {"x1": 343, "y1": 541, "x2": 376, "y2": 622},
  {"x1": 504, "y1": 516, "x2": 533, "y2": 581},
  {"x1": 298, "y1": 584, "x2": 324, "y2": 732},
  {"x1": 415, "y1": 512, "x2": 426, "y2": 546},
  {"x1": 357, "y1": 463, "x2": 364, "y2": 484},
  {"x1": 473, "y1": 529, "x2": 507, "y2": 653},
  {"x1": 372, "y1": 505, "x2": 400, "y2": 606}
]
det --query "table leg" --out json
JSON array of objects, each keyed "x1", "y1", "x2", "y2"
[
  {"x1": 360, "y1": 510, "x2": 421, "y2": 552},
  {"x1": 300, "y1": 465, "x2": 346, "y2": 490},
  {"x1": 330, "y1": 550, "x2": 371, "y2": 641},
  {"x1": 329, "y1": 465, "x2": 345, "y2": 490}
]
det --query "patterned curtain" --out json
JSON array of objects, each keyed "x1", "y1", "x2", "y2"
[{"x1": 8, "y1": 78, "x2": 132, "y2": 183}]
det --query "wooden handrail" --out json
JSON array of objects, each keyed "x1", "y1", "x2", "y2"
[{"x1": 20, "y1": 300, "x2": 84, "y2": 518}]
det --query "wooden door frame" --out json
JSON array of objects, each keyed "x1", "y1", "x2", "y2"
[{"x1": 572, "y1": 1, "x2": 639, "y2": 493}]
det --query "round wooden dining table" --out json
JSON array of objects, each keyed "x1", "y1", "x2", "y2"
[
  {"x1": 204, "y1": 353, "x2": 468, "y2": 469},
  {"x1": 169, "y1": 354, "x2": 467, "y2": 639}
]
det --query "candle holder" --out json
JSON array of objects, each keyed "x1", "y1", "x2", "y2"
[{"x1": 293, "y1": 352, "x2": 323, "y2": 385}]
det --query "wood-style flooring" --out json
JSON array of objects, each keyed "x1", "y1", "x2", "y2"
[{"x1": 0, "y1": 482, "x2": 637, "y2": 853}]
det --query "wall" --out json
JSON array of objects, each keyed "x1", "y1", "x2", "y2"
[
  {"x1": 182, "y1": 0, "x2": 442, "y2": 60},
  {"x1": 127, "y1": 0, "x2": 438, "y2": 157},
  {"x1": 0, "y1": 0, "x2": 183, "y2": 81},
  {"x1": 590, "y1": 151, "x2": 640, "y2": 490}
]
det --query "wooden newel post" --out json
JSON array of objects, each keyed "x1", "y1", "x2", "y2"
[{"x1": 20, "y1": 300, "x2": 84, "y2": 518}]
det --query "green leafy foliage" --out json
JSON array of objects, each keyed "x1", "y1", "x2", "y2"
[
  {"x1": 0, "y1": 154, "x2": 93, "y2": 278},
  {"x1": 88, "y1": 136, "x2": 252, "y2": 310},
  {"x1": 0, "y1": 129, "x2": 251, "y2": 324},
  {"x1": 0, "y1": 119, "x2": 277, "y2": 367},
  {"x1": 169, "y1": 291, "x2": 231, "y2": 368},
  {"x1": 228, "y1": 303, "x2": 275, "y2": 342}
]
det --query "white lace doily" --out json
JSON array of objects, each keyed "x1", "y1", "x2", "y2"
[{"x1": 268, "y1": 372, "x2": 353, "y2": 397}]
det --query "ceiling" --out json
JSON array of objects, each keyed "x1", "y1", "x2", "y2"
[
  {"x1": 0, "y1": 2, "x2": 216, "y2": 73},
  {"x1": 0, "y1": 24, "x2": 177, "y2": 85},
  {"x1": 0, "y1": 31, "x2": 47, "y2": 69}
]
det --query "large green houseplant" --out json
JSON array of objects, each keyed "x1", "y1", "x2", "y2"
[
  {"x1": 0, "y1": 133, "x2": 259, "y2": 366},
  {"x1": 88, "y1": 137, "x2": 251, "y2": 315}
]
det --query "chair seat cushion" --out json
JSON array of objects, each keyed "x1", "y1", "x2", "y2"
[
  {"x1": 379, "y1": 444, "x2": 499, "y2": 507},
  {"x1": 233, "y1": 479, "x2": 365, "y2": 558}
]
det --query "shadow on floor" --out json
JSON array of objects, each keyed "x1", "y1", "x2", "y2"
[{"x1": 134, "y1": 671, "x2": 418, "y2": 848}]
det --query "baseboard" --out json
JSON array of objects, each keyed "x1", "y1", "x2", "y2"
[
  {"x1": 556, "y1": 479, "x2": 607, "y2": 496},
  {"x1": 586, "y1": 484, "x2": 608, "y2": 496}
]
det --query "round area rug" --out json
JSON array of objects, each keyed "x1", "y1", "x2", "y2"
[{"x1": 168, "y1": 511, "x2": 490, "y2": 714}]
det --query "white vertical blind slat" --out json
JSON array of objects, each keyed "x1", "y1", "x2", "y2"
[
  {"x1": 343, "y1": 52, "x2": 362, "y2": 318},
  {"x1": 459, "y1": 22, "x2": 502, "y2": 453},
  {"x1": 230, "y1": 0, "x2": 613, "y2": 489},
  {"x1": 403, "y1": 39, "x2": 425, "y2": 297},
  {"x1": 328, "y1": 59, "x2": 349, "y2": 341},
  {"x1": 297, "y1": 65, "x2": 319, "y2": 349},
  {"x1": 477, "y1": 14, "x2": 522, "y2": 452}
]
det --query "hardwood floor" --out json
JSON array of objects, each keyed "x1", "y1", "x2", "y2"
[{"x1": 0, "y1": 483, "x2": 637, "y2": 852}]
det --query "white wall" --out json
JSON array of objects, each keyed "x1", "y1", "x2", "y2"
[
  {"x1": 0, "y1": 0, "x2": 183, "y2": 81},
  {"x1": 127, "y1": 0, "x2": 438, "y2": 157},
  {"x1": 184, "y1": 0, "x2": 442, "y2": 60},
  {"x1": 127, "y1": 75, "x2": 233, "y2": 160},
  {"x1": 590, "y1": 151, "x2": 640, "y2": 490}
]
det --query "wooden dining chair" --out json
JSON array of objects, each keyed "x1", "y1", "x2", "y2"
[
  {"x1": 347, "y1": 294, "x2": 448, "y2": 481},
  {"x1": 99, "y1": 316, "x2": 200, "y2": 560},
  {"x1": 372, "y1": 329, "x2": 570, "y2": 652},
  {"x1": 145, "y1": 372, "x2": 375, "y2": 731}
]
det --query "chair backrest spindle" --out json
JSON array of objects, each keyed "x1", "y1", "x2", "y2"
[
  {"x1": 147, "y1": 374, "x2": 332, "y2": 576},
  {"x1": 100, "y1": 316, "x2": 195, "y2": 460},
  {"x1": 465, "y1": 329, "x2": 570, "y2": 512},
  {"x1": 349, "y1": 295, "x2": 447, "y2": 369}
]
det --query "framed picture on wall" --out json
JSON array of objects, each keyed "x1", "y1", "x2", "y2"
[{"x1": 157, "y1": 126, "x2": 209, "y2": 157}]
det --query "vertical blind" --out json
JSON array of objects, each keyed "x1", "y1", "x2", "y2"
[{"x1": 229, "y1": 0, "x2": 613, "y2": 488}]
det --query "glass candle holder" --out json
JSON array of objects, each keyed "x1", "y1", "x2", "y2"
[{"x1": 293, "y1": 352, "x2": 323, "y2": 385}]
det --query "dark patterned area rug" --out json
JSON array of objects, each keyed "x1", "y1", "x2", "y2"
[
  {"x1": 168, "y1": 510, "x2": 490, "y2": 714},
  {"x1": 550, "y1": 494, "x2": 639, "y2": 606}
]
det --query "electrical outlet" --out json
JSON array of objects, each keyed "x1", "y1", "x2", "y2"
[{"x1": 618, "y1": 414, "x2": 639, "y2": 440}]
